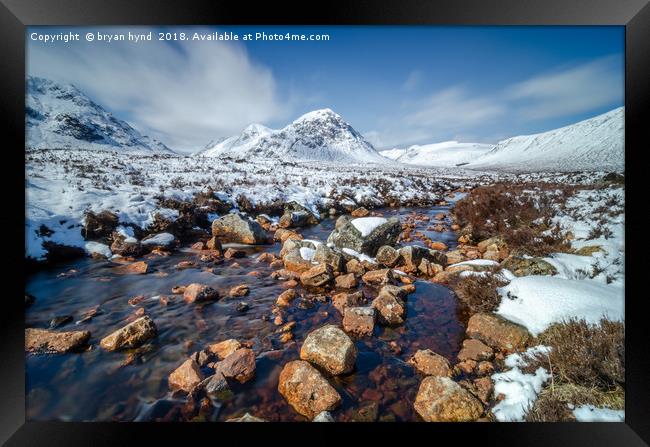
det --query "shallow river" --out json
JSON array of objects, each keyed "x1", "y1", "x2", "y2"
[{"x1": 26, "y1": 205, "x2": 467, "y2": 422}]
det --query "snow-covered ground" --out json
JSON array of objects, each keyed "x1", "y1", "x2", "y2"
[
  {"x1": 25, "y1": 148, "x2": 500, "y2": 260},
  {"x1": 381, "y1": 141, "x2": 493, "y2": 167}
]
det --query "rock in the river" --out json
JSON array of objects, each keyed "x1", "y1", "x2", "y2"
[
  {"x1": 372, "y1": 289, "x2": 406, "y2": 325},
  {"x1": 409, "y1": 349, "x2": 452, "y2": 377},
  {"x1": 83, "y1": 210, "x2": 119, "y2": 240},
  {"x1": 114, "y1": 260, "x2": 149, "y2": 275},
  {"x1": 332, "y1": 291, "x2": 365, "y2": 314},
  {"x1": 343, "y1": 307, "x2": 376, "y2": 337},
  {"x1": 199, "y1": 372, "x2": 230, "y2": 396},
  {"x1": 502, "y1": 255, "x2": 557, "y2": 277},
  {"x1": 282, "y1": 248, "x2": 313, "y2": 273},
  {"x1": 300, "y1": 325, "x2": 357, "y2": 375},
  {"x1": 207, "y1": 339, "x2": 242, "y2": 360},
  {"x1": 229, "y1": 284, "x2": 249, "y2": 297},
  {"x1": 327, "y1": 216, "x2": 401, "y2": 256},
  {"x1": 313, "y1": 411, "x2": 335, "y2": 422},
  {"x1": 168, "y1": 358, "x2": 203, "y2": 393},
  {"x1": 211, "y1": 213, "x2": 267, "y2": 245},
  {"x1": 215, "y1": 348, "x2": 256, "y2": 383},
  {"x1": 466, "y1": 313, "x2": 531, "y2": 352},
  {"x1": 351, "y1": 207, "x2": 370, "y2": 218},
  {"x1": 457, "y1": 339, "x2": 494, "y2": 362},
  {"x1": 276, "y1": 289, "x2": 297, "y2": 307},
  {"x1": 376, "y1": 245, "x2": 401, "y2": 267},
  {"x1": 278, "y1": 202, "x2": 319, "y2": 229},
  {"x1": 183, "y1": 283, "x2": 219, "y2": 303},
  {"x1": 226, "y1": 412, "x2": 267, "y2": 422},
  {"x1": 25, "y1": 328, "x2": 90, "y2": 354},
  {"x1": 362, "y1": 268, "x2": 398, "y2": 288},
  {"x1": 278, "y1": 360, "x2": 342, "y2": 419},
  {"x1": 224, "y1": 248, "x2": 246, "y2": 259},
  {"x1": 300, "y1": 263, "x2": 334, "y2": 288},
  {"x1": 398, "y1": 245, "x2": 431, "y2": 273},
  {"x1": 99, "y1": 316, "x2": 157, "y2": 351},
  {"x1": 414, "y1": 376, "x2": 484, "y2": 422},
  {"x1": 312, "y1": 244, "x2": 345, "y2": 273},
  {"x1": 335, "y1": 273, "x2": 358, "y2": 289}
]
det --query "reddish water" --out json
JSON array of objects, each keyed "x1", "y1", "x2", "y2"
[{"x1": 25, "y1": 206, "x2": 466, "y2": 422}]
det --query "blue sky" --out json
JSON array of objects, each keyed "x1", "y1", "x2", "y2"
[{"x1": 28, "y1": 26, "x2": 624, "y2": 152}]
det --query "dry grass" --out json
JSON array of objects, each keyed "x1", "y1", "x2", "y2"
[
  {"x1": 525, "y1": 384, "x2": 625, "y2": 422},
  {"x1": 450, "y1": 269, "x2": 509, "y2": 315},
  {"x1": 453, "y1": 183, "x2": 575, "y2": 256}
]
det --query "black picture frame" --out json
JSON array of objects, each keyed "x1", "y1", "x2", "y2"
[{"x1": 1, "y1": 0, "x2": 648, "y2": 445}]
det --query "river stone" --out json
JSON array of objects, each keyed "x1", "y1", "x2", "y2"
[
  {"x1": 282, "y1": 248, "x2": 313, "y2": 273},
  {"x1": 278, "y1": 360, "x2": 342, "y2": 419},
  {"x1": 343, "y1": 307, "x2": 376, "y2": 337},
  {"x1": 300, "y1": 263, "x2": 334, "y2": 288},
  {"x1": 300, "y1": 325, "x2": 357, "y2": 375},
  {"x1": 327, "y1": 216, "x2": 401, "y2": 256},
  {"x1": 312, "y1": 244, "x2": 345, "y2": 272},
  {"x1": 25, "y1": 328, "x2": 90, "y2": 354},
  {"x1": 409, "y1": 349, "x2": 452, "y2": 377},
  {"x1": 362, "y1": 268, "x2": 398, "y2": 288},
  {"x1": 99, "y1": 316, "x2": 157, "y2": 351},
  {"x1": 211, "y1": 213, "x2": 267, "y2": 244},
  {"x1": 168, "y1": 358, "x2": 203, "y2": 392},
  {"x1": 398, "y1": 245, "x2": 431, "y2": 272},
  {"x1": 332, "y1": 291, "x2": 365, "y2": 315},
  {"x1": 114, "y1": 260, "x2": 149, "y2": 275},
  {"x1": 457, "y1": 339, "x2": 494, "y2": 362},
  {"x1": 226, "y1": 412, "x2": 267, "y2": 422},
  {"x1": 207, "y1": 339, "x2": 242, "y2": 360},
  {"x1": 372, "y1": 290, "x2": 406, "y2": 326},
  {"x1": 215, "y1": 348, "x2": 256, "y2": 383},
  {"x1": 376, "y1": 245, "x2": 401, "y2": 267},
  {"x1": 313, "y1": 411, "x2": 335, "y2": 422},
  {"x1": 183, "y1": 283, "x2": 219, "y2": 303},
  {"x1": 466, "y1": 313, "x2": 531, "y2": 352},
  {"x1": 414, "y1": 376, "x2": 484, "y2": 422},
  {"x1": 502, "y1": 255, "x2": 557, "y2": 277},
  {"x1": 335, "y1": 272, "x2": 358, "y2": 289}
]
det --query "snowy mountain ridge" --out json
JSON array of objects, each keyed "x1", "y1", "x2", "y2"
[
  {"x1": 381, "y1": 141, "x2": 494, "y2": 167},
  {"x1": 26, "y1": 76, "x2": 174, "y2": 153},
  {"x1": 468, "y1": 107, "x2": 624, "y2": 172},
  {"x1": 199, "y1": 108, "x2": 388, "y2": 164}
]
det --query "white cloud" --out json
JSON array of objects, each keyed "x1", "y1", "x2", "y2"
[
  {"x1": 507, "y1": 55, "x2": 623, "y2": 120},
  {"x1": 403, "y1": 70, "x2": 423, "y2": 91},
  {"x1": 27, "y1": 27, "x2": 289, "y2": 152}
]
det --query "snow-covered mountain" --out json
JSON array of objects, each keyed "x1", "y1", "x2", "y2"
[
  {"x1": 381, "y1": 141, "x2": 494, "y2": 167},
  {"x1": 26, "y1": 76, "x2": 174, "y2": 153},
  {"x1": 199, "y1": 108, "x2": 388, "y2": 163},
  {"x1": 468, "y1": 107, "x2": 624, "y2": 172}
]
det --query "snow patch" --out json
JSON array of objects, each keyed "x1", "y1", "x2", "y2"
[{"x1": 351, "y1": 217, "x2": 387, "y2": 237}]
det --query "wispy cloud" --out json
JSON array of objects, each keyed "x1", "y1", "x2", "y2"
[
  {"x1": 366, "y1": 55, "x2": 622, "y2": 148},
  {"x1": 28, "y1": 27, "x2": 289, "y2": 152},
  {"x1": 403, "y1": 70, "x2": 423, "y2": 91}
]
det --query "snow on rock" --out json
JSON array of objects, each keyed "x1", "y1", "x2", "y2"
[
  {"x1": 491, "y1": 346, "x2": 552, "y2": 422},
  {"x1": 351, "y1": 217, "x2": 388, "y2": 237},
  {"x1": 468, "y1": 107, "x2": 624, "y2": 173},
  {"x1": 299, "y1": 246, "x2": 316, "y2": 261},
  {"x1": 572, "y1": 405, "x2": 624, "y2": 422},
  {"x1": 26, "y1": 76, "x2": 174, "y2": 153},
  {"x1": 496, "y1": 276, "x2": 624, "y2": 336},
  {"x1": 341, "y1": 247, "x2": 376, "y2": 264},
  {"x1": 84, "y1": 241, "x2": 112, "y2": 258},
  {"x1": 141, "y1": 233, "x2": 175, "y2": 246},
  {"x1": 199, "y1": 108, "x2": 389, "y2": 164},
  {"x1": 450, "y1": 259, "x2": 500, "y2": 268}
]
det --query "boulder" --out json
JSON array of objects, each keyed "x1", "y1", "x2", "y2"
[
  {"x1": 414, "y1": 376, "x2": 484, "y2": 422},
  {"x1": 376, "y1": 245, "x2": 401, "y2": 267},
  {"x1": 205, "y1": 236, "x2": 223, "y2": 253},
  {"x1": 168, "y1": 358, "x2": 203, "y2": 392},
  {"x1": 457, "y1": 339, "x2": 494, "y2": 362},
  {"x1": 398, "y1": 245, "x2": 431, "y2": 273},
  {"x1": 99, "y1": 316, "x2": 157, "y2": 351},
  {"x1": 300, "y1": 263, "x2": 334, "y2": 288},
  {"x1": 83, "y1": 210, "x2": 119, "y2": 240},
  {"x1": 342, "y1": 307, "x2": 376, "y2": 336},
  {"x1": 25, "y1": 328, "x2": 90, "y2": 354},
  {"x1": 418, "y1": 258, "x2": 443, "y2": 277},
  {"x1": 278, "y1": 360, "x2": 342, "y2": 419},
  {"x1": 282, "y1": 248, "x2": 314, "y2": 273},
  {"x1": 477, "y1": 237, "x2": 507, "y2": 253},
  {"x1": 313, "y1": 411, "x2": 335, "y2": 422},
  {"x1": 327, "y1": 217, "x2": 401, "y2": 256},
  {"x1": 372, "y1": 290, "x2": 406, "y2": 325},
  {"x1": 466, "y1": 313, "x2": 531, "y2": 352},
  {"x1": 312, "y1": 244, "x2": 345, "y2": 273},
  {"x1": 183, "y1": 283, "x2": 219, "y2": 303},
  {"x1": 445, "y1": 250, "x2": 466, "y2": 265},
  {"x1": 276, "y1": 289, "x2": 297, "y2": 307},
  {"x1": 207, "y1": 339, "x2": 241, "y2": 360},
  {"x1": 278, "y1": 202, "x2": 319, "y2": 229},
  {"x1": 211, "y1": 213, "x2": 267, "y2": 244},
  {"x1": 274, "y1": 228, "x2": 303, "y2": 243},
  {"x1": 502, "y1": 256, "x2": 557, "y2": 277},
  {"x1": 362, "y1": 268, "x2": 398, "y2": 288},
  {"x1": 229, "y1": 284, "x2": 249, "y2": 297},
  {"x1": 345, "y1": 258, "x2": 365, "y2": 275},
  {"x1": 141, "y1": 232, "x2": 176, "y2": 250},
  {"x1": 332, "y1": 291, "x2": 365, "y2": 315},
  {"x1": 198, "y1": 371, "x2": 230, "y2": 396},
  {"x1": 114, "y1": 261, "x2": 149, "y2": 275},
  {"x1": 409, "y1": 349, "x2": 452, "y2": 377},
  {"x1": 215, "y1": 348, "x2": 256, "y2": 383},
  {"x1": 335, "y1": 273, "x2": 358, "y2": 289},
  {"x1": 300, "y1": 325, "x2": 357, "y2": 375}
]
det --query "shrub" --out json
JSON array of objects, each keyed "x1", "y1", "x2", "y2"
[{"x1": 449, "y1": 270, "x2": 508, "y2": 315}]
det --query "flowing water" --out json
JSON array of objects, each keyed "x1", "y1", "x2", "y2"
[{"x1": 25, "y1": 205, "x2": 468, "y2": 422}]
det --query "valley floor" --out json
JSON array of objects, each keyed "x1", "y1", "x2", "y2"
[{"x1": 24, "y1": 149, "x2": 625, "y2": 422}]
